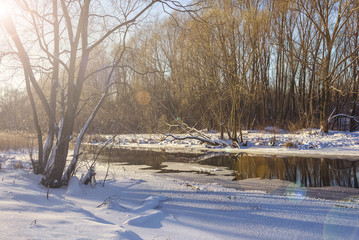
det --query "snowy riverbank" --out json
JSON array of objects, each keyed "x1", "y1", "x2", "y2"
[
  {"x1": 1, "y1": 129, "x2": 359, "y2": 239},
  {"x1": 87, "y1": 129, "x2": 359, "y2": 160},
  {"x1": 1, "y1": 152, "x2": 359, "y2": 240}
]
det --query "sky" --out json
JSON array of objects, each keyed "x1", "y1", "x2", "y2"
[{"x1": 0, "y1": 0, "x2": 184, "y2": 91}]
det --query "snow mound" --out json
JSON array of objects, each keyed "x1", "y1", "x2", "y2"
[
  {"x1": 65, "y1": 176, "x2": 81, "y2": 196},
  {"x1": 123, "y1": 195, "x2": 167, "y2": 228},
  {"x1": 124, "y1": 210, "x2": 166, "y2": 228},
  {"x1": 133, "y1": 195, "x2": 166, "y2": 213}
]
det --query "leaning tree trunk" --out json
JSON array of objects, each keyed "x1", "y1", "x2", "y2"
[
  {"x1": 62, "y1": 82, "x2": 113, "y2": 184},
  {"x1": 24, "y1": 72, "x2": 43, "y2": 175}
]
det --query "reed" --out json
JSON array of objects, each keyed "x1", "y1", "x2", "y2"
[{"x1": 0, "y1": 131, "x2": 36, "y2": 151}]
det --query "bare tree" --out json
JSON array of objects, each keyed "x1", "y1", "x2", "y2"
[
  {"x1": 298, "y1": 0, "x2": 359, "y2": 133},
  {"x1": 0, "y1": 0, "x2": 195, "y2": 187}
]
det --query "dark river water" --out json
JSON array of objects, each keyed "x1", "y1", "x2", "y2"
[{"x1": 87, "y1": 147, "x2": 359, "y2": 188}]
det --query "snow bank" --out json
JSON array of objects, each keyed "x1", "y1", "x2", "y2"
[{"x1": 86, "y1": 129, "x2": 359, "y2": 160}]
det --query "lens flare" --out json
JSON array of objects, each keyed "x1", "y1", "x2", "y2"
[
  {"x1": 285, "y1": 182, "x2": 307, "y2": 202},
  {"x1": 324, "y1": 195, "x2": 359, "y2": 240},
  {"x1": 136, "y1": 90, "x2": 151, "y2": 106}
]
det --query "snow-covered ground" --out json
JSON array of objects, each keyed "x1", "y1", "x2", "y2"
[
  {"x1": 1, "y1": 156, "x2": 359, "y2": 240},
  {"x1": 87, "y1": 129, "x2": 359, "y2": 160},
  {"x1": 1, "y1": 129, "x2": 359, "y2": 239}
]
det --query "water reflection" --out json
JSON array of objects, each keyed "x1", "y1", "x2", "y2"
[
  {"x1": 232, "y1": 155, "x2": 359, "y2": 188},
  {"x1": 87, "y1": 147, "x2": 359, "y2": 188},
  {"x1": 86, "y1": 147, "x2": 202, "y2": 170}
]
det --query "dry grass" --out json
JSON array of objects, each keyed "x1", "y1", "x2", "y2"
[
  {"x1": 0, "y1": 131, "x2": 36, "y2": 151},
  {"x1": 87, "y1": 135, "x2": 108, "y2": 144},
  {"x1": 283, "y1": 141, "x2": 297, "y2": 149}
]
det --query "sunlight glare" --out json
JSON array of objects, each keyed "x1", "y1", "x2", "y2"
[{"x1": 0, "y1": 0, "x2": 10, "y2": 20}]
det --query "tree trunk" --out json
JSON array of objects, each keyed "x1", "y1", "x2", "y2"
[
  {"x1": 24, "y1": 72, "x2": 43, "y2": 174},
  {"x1": 41, "y1": 125, "x2": 72, "y2": 188},
  {"x1": 231, "y1": 98, "x2": 237, "y2": 142},
  {"x1": 42, "y1": 0, "x2": 60, "y2": 171},
  {"x1": 321, "y1": 79, "x2": 330, "y2": 133},
  {"x1": 42, "y1": 127, "x2": 56, "y2": 173}
]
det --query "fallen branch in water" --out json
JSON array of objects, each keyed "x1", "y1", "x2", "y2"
[{"x1": 166, "y1": 120, "x2": 213, "y2": 140}]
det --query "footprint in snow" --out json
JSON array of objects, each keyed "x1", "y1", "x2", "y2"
[{"x1": 124, "y1": 195, "x2": 166, "y2": 228}]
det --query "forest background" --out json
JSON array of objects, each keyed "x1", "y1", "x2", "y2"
[{"x1": 1, "y1": 0, "x2": 358, "y2": 138}]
